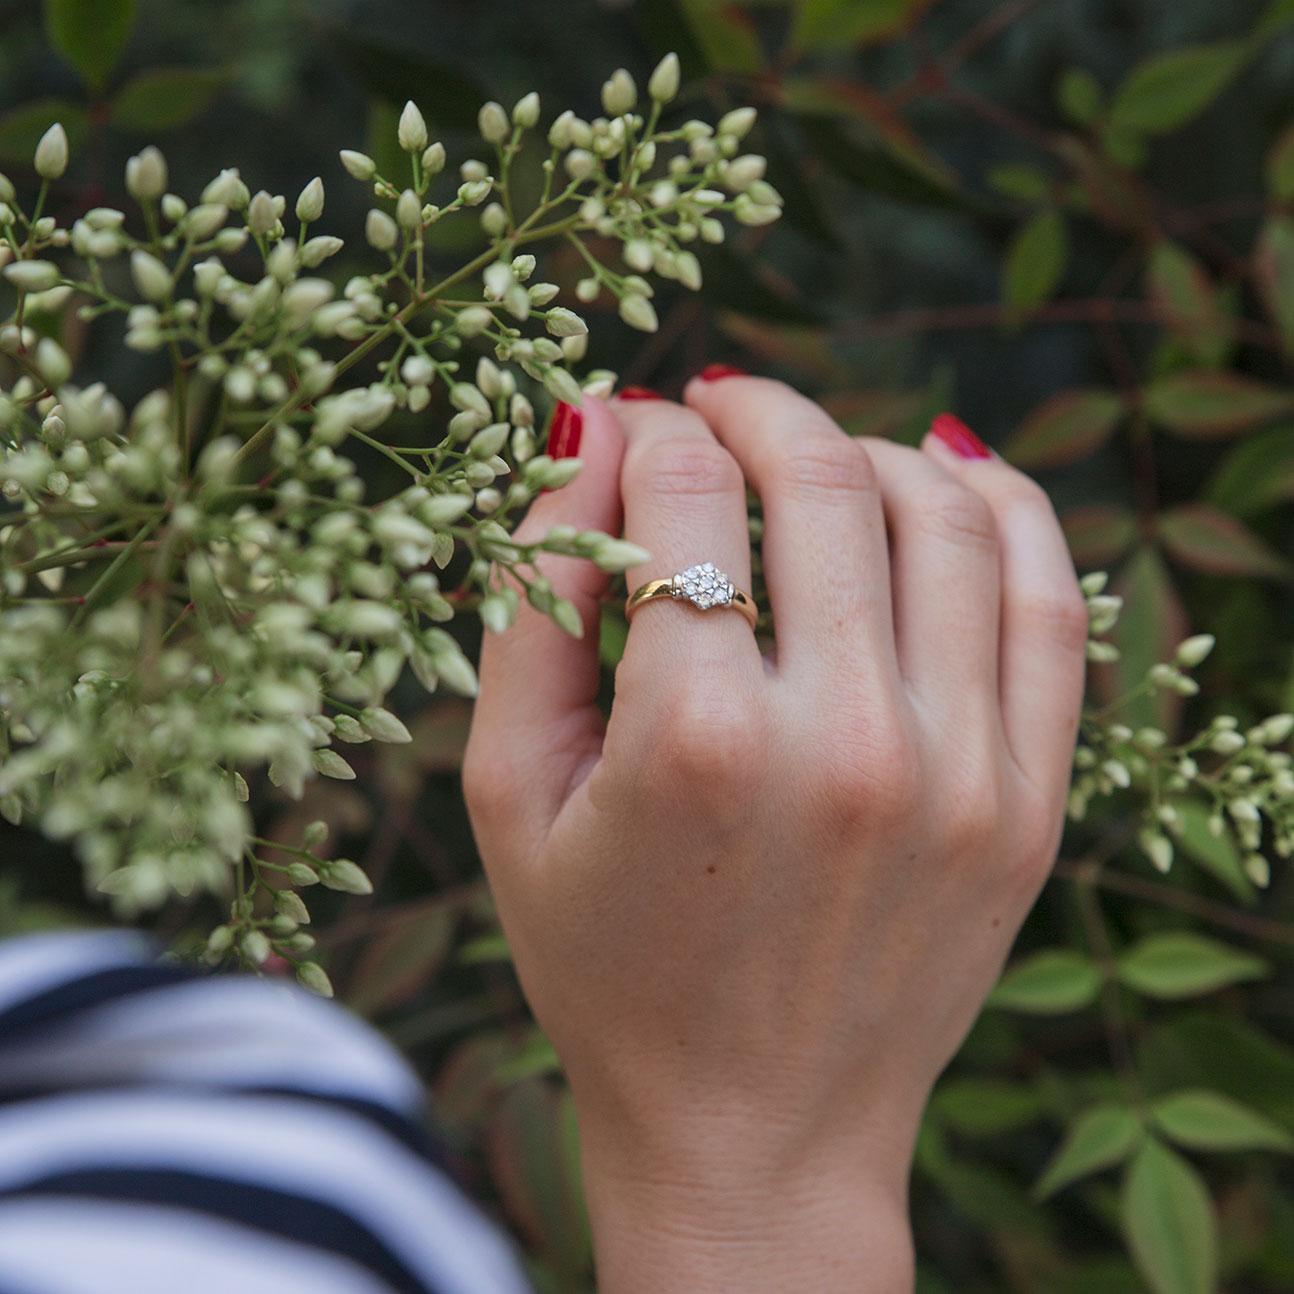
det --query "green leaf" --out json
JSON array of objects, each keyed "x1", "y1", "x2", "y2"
[
  {"x1": 336, "y1": 33, "x2": 488, "y2": 131},
  {"x1": 1004, "y1": 389, "x2": 1123, "y2": 469},
  {"x1": 346, "y1": 900, "x2": 455, "y2": 1015},
  {"x1": 1143, "y1": 371, "x2": 1294, "y2": 439},
  {"x1": 1108, "y1": 40, "x2": 1247, "y2": 136},
  {"x1": 1058, "y1": 69, "x2": 1104, "y2": 125},
  {"x1": 1147, "y1": 242, "x2": 1222, "y2": 358},
  {"x1": 1035, "y1": 1104, "x2": 1143, "y2": 1199},
  {"x1": 1003, "y1": 209, "x2": 1068, "y2": 314},
  {"x1": 792, "y1": 0, "x2": 923, "y2": 51},
  {"x1": 45, "y1": 0, "x2": 136, "y2": 92},
  {"x1": 1166, "y1": 798, "x2": 1255, "y2": 903},
  {"x1": 1117, "y1": 932, "x2": 1267, "y2": 1000},
  {"x1": 110, "y1": 67, "x2": 224, "y2": 132},
  {"x1": 987, "y1": 164, "x2": 1051, "y2": 202},
  {"x1": 674, "y1": 0, "x2": 764, "y2": 73},
  {"x1": 495, "y1": 1029, "x2": 562, "y2": 1084},
  {"x1": 1151, "y1": 1090, "x2": 1293, "y2": 1153},
  {"x1": 1255, "y1": 216, "x2": 1294, "y2": 353},
  {"x1": 1206, "y1": 424, "x2": 1294, "y2": 517},
  {"x1": 0, "y1": 99, "x2": 89, "y2": 167},
  {"x1": 1062, "y1": 504, "x2": 1138, "y2": 568},
  {"x1": 988, "y1": 949, "x2": 1102, "y2": 1015},
  {"x1": 1121, "y1": 1138, "x2": 1217, "y2": 1294},
  {"x1": 458, "y1": 931, "x2": 512, "y2": 964},
  {"x1": 1157, "y1": 504, "x2": 1290, "y2": 580},
  {"x1": 930, "y1": 1078, "x2": 1044, "y2": 1137},
  {"x1": 1108, "y1": 546, "x2": 1184, "y2": 730},
  {"x1": 1266, "y1": 124, "x2": 1294, "y2": 200}
]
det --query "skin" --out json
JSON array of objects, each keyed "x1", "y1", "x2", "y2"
[{"x1": 464, "y1": 377, "x2": 1087, "y2": 1291}]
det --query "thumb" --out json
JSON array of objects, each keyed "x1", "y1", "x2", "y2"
[{"x1": 467, "y1": 397, "x2": 626, "y2": 852}]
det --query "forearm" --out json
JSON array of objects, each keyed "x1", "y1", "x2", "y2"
[{"x1": 579, "y1": 1118, "x2": 916, "y2": 1293}]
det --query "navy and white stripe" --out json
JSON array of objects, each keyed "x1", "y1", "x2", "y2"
[{"x1": 0, "y1": 931, "x2": 531, "y2": 1294}]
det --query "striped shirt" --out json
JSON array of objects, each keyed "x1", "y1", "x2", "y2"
[{"x1": 0, "y1": 930, "x2": 532, "y2": 1294}]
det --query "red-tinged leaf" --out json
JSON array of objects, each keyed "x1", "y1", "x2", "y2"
[
  {"x1": 716, "y1": 313, "x2": 843, "y2": 382},
  {"x1": 1106, "y1": 547, "x2": 1186, "y2": 731},
  {"x1": 346, "y1": 900, "x2": 455, "y2": 1015},
  {"x1": 488, "y1": 1079, "x2": 591, "y2": 1276},
  {"x1": 1004, "y1": 389, "x2": 1124, "y2": 469},
  {"x1": 791, "y1": 0, "x2": 931, "y2": 52},
  {"x1": 1157, "y1": 504, "x2": 1290, "y2": 579},
  {"x1": 675, "y1": 0, "x2": 764, "y2": 73},
  {"x1": 1143, "y1": 371, "x2": 1294, "y2": 438},
  {"x1": 1003, "y1": 210, "x2": 1069, "y2": 314},
  {"x1": 1054, "y1": 137, "x2": 1155, "y2": 235},
  {"x1": 1147, "y1": 242, "x2": 1222, "y2": 350},
  {"x1": 778, "y1": 75, "x2": 928, "y2": 156},
  {"x1": 1062, "y1": 504, "x2": 1139, "y2": 567},
  {"x1": 434, "y1": 1030, "x2": 513, "y2": 1133},
  {"x1": 1206, "y1": 424, "x2": 1294, "y2": 516},
  {"x1": 1254, "y1": 216, "x2": 1294, "y2": 353}
]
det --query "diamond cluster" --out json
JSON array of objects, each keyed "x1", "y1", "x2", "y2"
[{"x1": 673, "y1": 562, "x2": 734, "y2": 610}]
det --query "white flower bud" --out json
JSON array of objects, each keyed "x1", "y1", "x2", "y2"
[
  {"x1": 360, "y1": 707, "x2": 412, "y2": 744},
  {"x1": 601, "y1": 68, "x2": 636, "y2": 116},
  {"x1": 1244, "y1": 854, "x2": 1271, "y2": 887},
  {"x1": 365, "y1": 208, "x2": 398, "y2": 250},
  {"x1": 1259, "y1": 714, "x2": 1294, "y2": 745},
  {"x1": 398, "y1": 100, "x2": 428, "y2": 152},
  {"x1": 320, "y1": 857, "x2": 372, "y2": 893},
  {"x1": 295, "y1": 176, "x2": 325, "y2": 222},
  {"x1": 1174, "y1": 634, "x2": 1215, "y2": 668},
  {"x1": 422, "y1": 141, "x2": 446, "y2": 175},
  {"x1": 3, "y1": 260, "x2": 60, "y2": 293},
  {"x1": 649, "y1": 52, "x2": 681, "y2": 103},
  {"x1": 1102, "y1": 758, "x2": 1131, "y2": 789},
  {"x1": 733, "y1": 194, "x2": 782, "y2": 226},
  {"x1": 543, "y1": 366, "x2": 583, "y2": 405},
  {"x1": 546, "y1": 307, "x2": 588, "y2": 338},
  {"x1": 1210, "y1": 730, "x2": 1246, "y2": 755},
  {"x1": 299, "y1": 234, "x2": 342, "y2": 267},
  {"x1": 1139, "y1": 830, "x2": 1173, "y2": 874},
  {"x1": 396, "y1": 188, "x2": 422, "y2": 230},
  {"x1": 130, "y1": 250, "x2": 171, "y2": 302},
  {"x1": 723, "y1": 153, "x2": 766, "y2": 191},
  {"x1": 245, "y1": 190, "x2": 275, "y2": 236},
  {"x1": 400, "y1": 355, "x2": 434, "y2": 386},
  {"x1": 470, "y1": 422, "x2": 510, "y2": 459},
  {"x1": 456, "y1": 305, "x2": 493, "y2": 337},
  {"x1": 619, "y1": 293, "x2": 658, "y2": 333},
  {"x1": 125, "y1": 146, "x2": 167, "y2": 202},
  {"x1": 458, "y1": 179, "x2": 491, "y2": 206},
  {"x1": 565, "y1": 149, "x2": 596, "y2": 180},
  {"x1": 340, "y1": 149, "x2": 377, "y2": 181},
  {"x1": 593, "y1": 537, "x2": 651, "y2": 572},
  {"x1": 718, "y1": 106, "x2": 757, "y2": 140},
  {"x1": 513, "y1": 91, "x2": 540, "y2": 128},
  {"x1": 202, "y1": 167, "x2": 249, "y2": 208},
  {"x1": 34, "y1": 337, "x2": 70, "y2": 388},
  {"x1": 183, "y1": 203, "x2": 228, "y2": 240},
  {"x1": 549, "y1": 110, "x2": 575, "y2": 149},
  {"x1": 34, "y1": 123, "x2": 68, "y2": 179},
  {"x1": 420, "y1": 494, "x2": 473, "y2": 527},
  {"x1": 479, "y1": 101, "x2": 510, "y2": 143}
]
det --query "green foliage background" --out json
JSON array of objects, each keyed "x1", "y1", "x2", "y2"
[{"x1": 2, "y1": 0, "x2": 1294, "y2": 1289}]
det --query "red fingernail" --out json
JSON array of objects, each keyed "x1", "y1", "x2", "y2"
[
  {"x1": 697, "y1": 363, "x2": 747, "y2": 382},
  {"x1": 929, "y1": 412, "x2": 990, "y2": 460},
  {"x1": 617, "y1": 386, "x2": 664, "y2": 401},
  {"x1": 547, "y1": 401, "x2": 583, "y2": 459}
]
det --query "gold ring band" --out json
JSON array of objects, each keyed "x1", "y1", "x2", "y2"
[{"x1": 625, "y1": 561, "x2": 757, "y2": 631}]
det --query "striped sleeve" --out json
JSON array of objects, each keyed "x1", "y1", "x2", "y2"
[{"x1": 0, "y1": 931, "x2": 532, "y2": 1294}]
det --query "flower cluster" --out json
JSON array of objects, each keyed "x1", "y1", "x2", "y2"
[
  {"x1": 1073, "y1": 573, "x2": 1293, "y2": 886},
  {"x1": 0, "y1": 57, "x2": 780, "y2": 992}
]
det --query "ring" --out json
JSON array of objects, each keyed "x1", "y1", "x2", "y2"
[{"x1": 625, "y1": 561, "x2": 758, "y2": 630}]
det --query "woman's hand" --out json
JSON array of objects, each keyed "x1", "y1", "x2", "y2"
[{"x1": 463, "y1": 375, "x2": 1086, "y2": 1291}]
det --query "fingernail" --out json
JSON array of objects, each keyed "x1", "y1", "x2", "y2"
[
  {"x1": 929, "y1": 412, "x2": 991, "y2": 460},
  {"x1": 617, "y1": 386, "x2": 664, "y2": 401},
  {"x1": 547, "y1": 401, "x2": 583, "y2": 459},
  {"x1": 697, "y1": 363, "x2": 748, "y2": 382}
]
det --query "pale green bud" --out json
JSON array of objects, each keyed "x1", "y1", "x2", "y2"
[
  {"x1": 733, "y1": 194, "x2": 781, "y2": 226},
  {"x1": 457, "y1": 305, "x2": 493, "y2": 337},
  {"x1": 312, "y1": 748, "x2": 357, "y2": 780},
  {"x1": 1102, "y1": 758, "x2": 1131, "y2": 789},
  {"x1": 649, "y1": 52, "x2": 681, "y2": 103},
  {"x1": 365, "y1": 208, "x2": 398, "y2": 250},
  {"x1": 34, "y1": 337, "x2": 70, "y2": 388},
  {"x1": 543, "y1": 366, "x2": 583, "y2": 405},
  {"x1": 552, "y1": 597, "x2": 583, "y2": 638},
  {"x1": 546, "y1": 306, "x2": 588, "y2": 338},
  {"x1": 398, "y1": 100, "x2": 428, "y2": 152},
  {"x1": 1210, "y1": 730, "x2": 1246, "y2": 755},
  {"x1": 300, "y1": 234, "x2": 343, "y2": 267},
  {"x1": 1259, "y1": 714, "x2": 1294, "y2": 745},
  {"x1": 513, "y1": 91, "x2": 540, "y2": 128},
  {"x1": 34, "y1": 123, "x2": 68, "y2": 179},
  {"x1": 125, "y1": 146, "x2": 168, "y2": 202},
  {"x1": 1175, "y1": 634, "x2": 1215, "y2": 668},
  {"x1": 242, "y1": 930, "x2": 272, "y2": 964},
  {"x1": 360, "y1": 706, "x2": 412, "y2": 743},
  {"x1": 246, "y1": 190, "x2": 276, "y2": 236},
  {"x1": 206, "y1": 925, "x2": 234, "y2": 956},
  {"x1": 286, "y1": 861, "x2": 319, "y2": 887},
  {"x1": 549, "y1": 110, "x2": 575, "y2": 148},
  {"x1": 718, "y1": 106, "x2": 757, "y2": 140},
  {"x1": 296, "y1": 961, "x2": 334, "y2": 996},
  {"x1": 130, "y1": 250, "x2": 171, "y2": 302},
  {"x1": 421, "y1": 141, "x2": 446, "y2": 175},
  {"x1": 458, "y1": 179, "x2": 492, "y2": 206},
  {"x1": 479, "y1": 101, "x2": 510, "y2": 143},
  {"x1": 183, "y1": 203, "x2": 228, "y2": 240},
  {"x1": 340, "y1": 149, "x2": 376, "y2": 181},
  {"x1": 420, "y1": 493, "x2": 473, "y2": 527},
  {"x1": 161, "y1": 193, "x2": 186, "y2": 223},
  {"x1": 470, "y1": 422, "x2": 510, "y2": 459},
  {"x1": 295, "y1": 176, "x2": 325, "y2": 222},
  {"x1": 1139, "y1": 830, "x2": 1173, "y2": 874},
  {"x1": 396, "y1": 187, "x2": 422, "y2": 229},
  {"x1": 724, "y1": 154, "x2": 766, "y2": 191},
  {"x1": 565, "y1": 149, "x2": 596, "y2": 180},
  {"x1": 602, "y1": 68, "x2": 636, "y2": 116},
  {"x1": 593, "y1": 537, "x2": 651, "y2": 572},
  {"x1": 481, "y1": 202, "x2": 507, "y2": 237},
  {"x1": 619, "y1": 293, "x2": 658, "y2": 333},
  {"x1": 3, "y1": 260, "x2": 60, "y2": 293},
  {"x1": 1244, "y1": 854, "x2": 1271, "y2": 887},
  {"x1": 203, "y1": 167, "x2": 250, "y2": 207}
]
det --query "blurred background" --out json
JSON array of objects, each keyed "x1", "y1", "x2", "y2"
[{"x1": 2, "y1": 1, "x2": 1294, "y2": 1289}]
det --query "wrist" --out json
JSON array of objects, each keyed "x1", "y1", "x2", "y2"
[{"x1": 576, "y1": 1105, "x2": 916, "y2": 1293}]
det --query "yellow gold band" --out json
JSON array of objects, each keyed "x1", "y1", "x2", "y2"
[{"x1": 625, "y1": 575, "x2": 758, "y2": 630}]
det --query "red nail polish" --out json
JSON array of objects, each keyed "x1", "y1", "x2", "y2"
[
  {"x1": 697, "y1": 363, "x2": 747, "y2": 382},
  {"x1": 930, "y1": 412, "x2": 990, "y2": 460},
  {"x1": 617, "y1": 386, "x2": 664, "y2": 401},
  {"x1": 547, "y1": 402, "x2": 583, "y2": 459}
]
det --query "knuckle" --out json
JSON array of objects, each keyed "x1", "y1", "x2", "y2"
[
  {"x1": 814, "y1": 703, "x2": 919, "y2": 829},
  {"x1": 940, "y1": 773, "x2": 1002, "y2": 856},
  {"x1": 625, "y1": 435, "x2": 743, "y2": 502},
  {"x1": 915, "y1": 481, "x2": 998, "y2": 548},
  {"x1": 774, "y1": 434, "x2": 878, "y2": 504},
  {"x1": 1019, "y1": 584, "x2": 1089, "y2": 652},
  {"x1": 462, "y1": 739, "x2": 509, "y2": 820},
  {"x1": 657, "y1": 688, "x2": 766, "y2": 792}
]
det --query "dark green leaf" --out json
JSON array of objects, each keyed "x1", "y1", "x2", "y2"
[
  {"x1": 45, "y1": 0, "x2": 135, "y2": 92},
  {"x1": 792, "y1": 0, "x2": 924, "y2": 51},
  {"x1": 1147, "y1": 242, "x2": 1222, "y2": 358},
  {"x1": 458, "y1": 931, "x2": 511, "y2": 964},
  {"x1": 930, "y1": 1078, "x2": 1044, "y2": 1137},
  {"x1": 1108, "y1": 41, "x2": 1247, "y2": 136},
  {"x1": 1166, "y1": 798, "x2": 1255, "y2": 903},
  {"x1": 1058, "y1": 69, "x2": 1104, "y2": 125},
  {"x1": 1108, "y1": 546, "x2": 1185, "y2": 730},
  {"x1": 674, "y1": 0, "x2": 763, "y2": 72},
  {"x1": 335, "y1": 32, "x2": 488, "y2": 131},
  {"x1": 1121, "y1": 1138, "x2": 1217, "y2": 1294},
  {"x1": 1151, "y1": 1090, "x2": 1293, "y2": 1153},
  {"x1": 1143, "y1": 371, "x2": 1294, "y2": 438},
  {"x1": 495, "y1": 1029, "x2": 562, "y2": 1084},
  {"x1": 1004, "y1": 389, "x2": 1123, "y2": 469},
  {"x1": 1003, "y1": 210, "x2": 1068, "y2": 314},
  {"x1": 1255, "y1": 216, "x2": 1294, "y2": 353},
  {"x1": 346, "y1": 900, "x2": 455, "y2": 1015},
  {"x1": 987, "y1": 164, "x2": 1051, "y2": 202},
  {"x1": 0, "y1": 100, "x2": 89, "y2": 167},
  {"x1": 988, "y1": 949, "x2": 1102, "y2": 1015},
  {"x1": 1035, "y1": 1104, "x2": 1143, "y2": 1199},
  {"x1": 110, "y1": 67, "x2": 224, "y2": 132},
  {"x1": 1157, "y1": 504, "x2": 1290, "y2": 580},
  {"x1": 1206, "y1": 425, "x2": 1294, "y2": 517},
  {"x1": 1266, "y1": 124, "x2": 1294, "y2": 200},
  {"x1": 1062, "y1": 504, "x2": 1138, "y2": 567},
  {"x1": 1117, "y1": 932, "x2": 1267, "y2": 1000}
]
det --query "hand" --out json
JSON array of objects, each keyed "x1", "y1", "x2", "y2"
[{"x1": 463, "y1": 376, "x2": 1086, "y2": 1291}]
